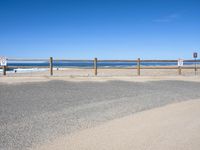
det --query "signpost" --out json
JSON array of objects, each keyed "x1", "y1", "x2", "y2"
[
  {"x1": 178, "y1": 59, "x2": 184, "y2": 75},
  {"x1": 193, "y1": 52, "x2": 198, "y2": 75},
  {"x1": 0, "y1": 57, "x2": 7, "y2": 66},
  {"x1": 0, "y1": 57, "x2": 7, "y2": 76},
  {"x1": 178, "y1": 59, "x2": 184, "y2": 67}
]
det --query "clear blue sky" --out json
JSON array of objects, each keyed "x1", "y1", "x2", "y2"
[{"x1": 0, "y1": 0, "x2": 199, "y2": 59}]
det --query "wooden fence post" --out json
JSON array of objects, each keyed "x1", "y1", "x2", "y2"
[
  {"x1": 94, "y1": 58, "x2": 97, "y2": 76},
  {"x1": 178, "y1": 66, "x2": 182, "y2": 75},
  {"x1": 3, "y1": 66, "x2": 6, "y2": 76},
  {"x1": 137, "y1": 58, "x2": 141, "y2": 76},
  {"x1": 49, "y1": 57, "x2": 53, "y2": 76}
]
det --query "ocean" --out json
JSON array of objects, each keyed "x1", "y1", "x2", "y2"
[
  {"x1": 7, "y1": 61, "x2": 200, "y2": 68},
  {"x1": 0, "y1": 61, "x2": 199, "y2": 73}
]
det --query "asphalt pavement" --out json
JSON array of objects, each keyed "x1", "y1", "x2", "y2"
[{"x1": 1, "y1": 80, "x2": 200, "y2": 150}]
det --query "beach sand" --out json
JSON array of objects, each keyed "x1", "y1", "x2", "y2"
[
  {"x1": 36, "y1": 99, "x2": 200, "y2": 150},
  {"x1": 1, "y1": 76, "x2": 200, "y2": 86},
  {"x1": 1, "y1": 68, "x2": 200, "y2": 77}
]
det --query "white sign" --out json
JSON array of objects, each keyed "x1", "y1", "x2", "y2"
[
  {"x1": 178, "y1": 59, "x2": 184, "y2": 67},
  {"x1": 0, "y1": 57, "x2": 7, "y2": 66}
]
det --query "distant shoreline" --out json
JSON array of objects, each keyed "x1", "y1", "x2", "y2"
[{"x1": 0, "y1": 62, "x2": 199, "y2": 74}]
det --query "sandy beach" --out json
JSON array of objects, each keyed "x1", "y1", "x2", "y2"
[
  {"x1": 1, "y1": 76, "x2": 200, "y2": 150},
  {"x1": 1, "y1": 67, "x2": 200, "y2": 77}
]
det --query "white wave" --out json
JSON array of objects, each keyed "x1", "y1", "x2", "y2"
[{"x1": 7, "y1": 68, "x2": 48, "y2": 73}]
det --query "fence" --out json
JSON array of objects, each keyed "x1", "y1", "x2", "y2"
[{"x1": 0, "y1": 57, "x2": 200, "y2": 76}]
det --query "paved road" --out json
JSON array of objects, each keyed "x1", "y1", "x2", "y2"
[{"x1": 1, "y1": 80, "x2": 200, "y2": 150}]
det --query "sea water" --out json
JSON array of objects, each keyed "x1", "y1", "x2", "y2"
[{"x1": 1, "y1": 61, "x2": 199, "y2": 73}]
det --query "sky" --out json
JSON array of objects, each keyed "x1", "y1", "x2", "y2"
[{"x1": 0, "y1": 0, "x2": 199, "y2": 59}]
